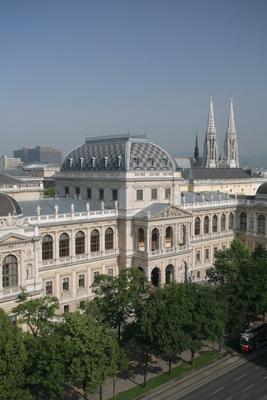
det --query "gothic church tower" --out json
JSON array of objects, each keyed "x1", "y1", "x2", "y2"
[
  {"x1": 224, "y1": 98, "x2": 239, "y2": 168},
  {"x1": 202, "y1": 97, "x2": 219, "y2": 168}
]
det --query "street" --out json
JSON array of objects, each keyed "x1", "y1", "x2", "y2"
[{"x1": 141, "y1": 349, "x2": 267, "y2": 400}]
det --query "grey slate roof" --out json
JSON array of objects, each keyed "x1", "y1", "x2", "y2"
[
  {"x1": 0, "y1": 193, "x2": 22, "y2": 217},
  {"x1": 182, "y1": 168, "x2": 251, "y2": 180},
  {"x1": 18, "y1": 198, "x2": 94, "y2": 217},
  {"x1": 61, "y1": 135, "x2": 175, "y2": 172},
  {"x1": 181, "y1": 191, "x2": 232, "y2": 204},
  {"x1": 256, "y1": 182, "x2": 267, "y2": 195},
  {"x1": 134, "y1": 203, "x2": 170, "y2": 219}
]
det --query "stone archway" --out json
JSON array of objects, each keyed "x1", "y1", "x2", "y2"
[
  {"x1": 165, "y1": 264, "x2": 175, "y2": 284},
  {"x1": 151, "y1": 267, "x2": 161, "y2": 287}
]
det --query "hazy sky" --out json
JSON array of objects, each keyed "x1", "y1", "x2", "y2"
[{"x1": 0, "y1": 0, "x2": 266, "y2": 158}]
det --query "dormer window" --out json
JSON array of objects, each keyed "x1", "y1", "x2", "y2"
[
  {"x1": 133, "y1": 157, "x2": 140, "y2": 167},
  {"x1": 163, "y1": 158, "x2": 168, "y2": 167},
  {"x1": 80, "y1": 157, "x2": 84, "y2": 168},
  {"x1": 69, "y1": 158, "x2": 73, "y2": 168},
  {"x1": 103, "y1": 157, "x2": 108, "y2": 168},
  {"x1": 91, "y1": 157, "x2": 96, "y2": 168},
  {"x1": 117, "y1": 155, "x2": 122, "y2": 168},
  {"x1": 149, "y1": 157, "x2": 154, "y2": 167}
]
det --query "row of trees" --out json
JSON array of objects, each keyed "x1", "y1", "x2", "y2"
[{"x1": 1, "y1": 240, "x2": 266, "y2": 399}]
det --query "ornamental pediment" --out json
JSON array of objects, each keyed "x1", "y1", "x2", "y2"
[
  {"x1": 151, "y1": 206, "x2": 191, "y2": 220},
  {"x1": 0, "y1": 232, "x2": 32, "y2": 244}
]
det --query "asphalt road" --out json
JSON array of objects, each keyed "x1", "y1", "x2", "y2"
[
  {"x1": 142, "y1": 349, "x2": 267, "y2": 400},
  {"x1": 178, "y1": 350, "x2": 267, "y2": 400}
]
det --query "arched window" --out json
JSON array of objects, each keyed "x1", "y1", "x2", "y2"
[
  {"x1": 42, "y1": 235, "x2": 53, "y2": 260},
  {"x1": 221, "y1": 214, "x2": 226, "y2": 232},
  {"x1": 105, "y1": 228, "x2": 114, "y2": 250},
  {"x1": 165, "y1": 264, "x2": 174, "y2": 284},
  {"x1": 2, "y1": 255, "x2": 18, "y2": 288},
  {"x1": 151, "y1": 228, "x2": 159, "y2": 251},
  {"x1": 137, "y1": 228, "x2": 145, "y2": 251},
  {"x1": 258, "y1": 215, "x2": 265, "y2": 235},
  {"x1": 59, "y1": 233, "x2": 70, "y2": 257},
  {"x1": 165, "y1": 226, "x2": 173, "y2": 248},
  {"x1": 204, "y1": 216, "x2": 209, "y2": 234},
  {"x1": 179, "y1": 225, "x2": 186, "y2": 246},
  {"x1": 91, "y1": 229, "x2": 100, "y2": 252},
  {"x1": 229, "y1": 213, "x2": 234, "y2": 230},
  {"x1": 212, "y1": 215, "x2": 218, "y2": 233},
  {"x1": 240, "y1": 212, "x2": 247, "y2": 231},
  {"x1": 194, "y1": 217, "x2": 201, "y2": 236},
  {"x1": 75, "y1": 231, "x2": 85, "y2": 255}
]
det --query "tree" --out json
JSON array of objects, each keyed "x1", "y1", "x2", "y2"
[
  {"x1": 12, "y1": 290, "x2": 59, "y2": 336},
  {"x1": 90, "y1": 267, "x2": 149, "y2": 341},
  {"x1": 23, "y1": 332, "x2": 66, "y2": 400},
  {"x1": 0, "y1": 309, "x2": 31, "y2": 400},
  {"x1": 44, "y1": 188, "x2": 56, "y2": 198},
  {"x1": 184, "y1": 284, "x2": 225, "y2": 365},
  {"x1": 57, "y1": 312, "x2": 123, "y2": 400}
]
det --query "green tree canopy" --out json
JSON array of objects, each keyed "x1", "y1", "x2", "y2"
[{"x1": 0, "y1": 309, "x2": 31, "y2": 400}]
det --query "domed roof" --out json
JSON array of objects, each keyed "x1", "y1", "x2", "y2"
[
  {"x1": 256, "y1": 182, "x2": 267, "y2": 196},
  {"x1": 61, "y1": 135, "x2": 176, "y2": 172},
  {"x1": 0, "y1": 193, "x2": 22, "y2": 217}
]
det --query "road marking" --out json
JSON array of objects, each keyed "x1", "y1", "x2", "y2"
[
  {"x1": 234, "y1": 373, "x2": 247, "y2": 381},
  {"x1": 210, "y1": 386, "x2": 224, "y2": 395},
  {"x1": 242, "y1": 384, "x2": 255, "y2": 392}
]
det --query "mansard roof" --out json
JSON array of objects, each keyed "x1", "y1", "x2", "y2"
[
  {"x1": 256, "y1": 182, "x2": 267, "y2": 196},
  {"x1": 18, "y1": 198, "x2": 93, "y2": 217},
  {"x1": 61, "y1": 134, "x2": 176, "y2": 172},
  {"x1": 181, "y1": 168, "x2": 251, "y2": 180},
  {"x1": 0, "y1": 193, "x2": 22, "y2": 217}
]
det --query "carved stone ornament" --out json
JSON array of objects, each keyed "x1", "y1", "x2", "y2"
[
  {"x1": 0, "y1": 214, "x2": 24, "y2": 227},
  {"x1": 152, "y1": 206, "x2": 191, "y2": 220}
]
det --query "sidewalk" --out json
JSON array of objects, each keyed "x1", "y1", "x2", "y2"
[{"x1": 81, "y1": 343, "x2": 221, "y2": 400}]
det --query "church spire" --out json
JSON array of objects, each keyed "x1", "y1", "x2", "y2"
[
  {"x1": 194, "y1": 130, "x2": 199, "y2": 162},
  {"x1": 202, "y1": 97, "x2": 219, "y2": 168},
  {"x1": 224, "y1": 97, "x2": 239, "y2": 168}
]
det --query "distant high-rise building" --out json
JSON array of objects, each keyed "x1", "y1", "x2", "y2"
[{"x1": 14, "y1": 145, "x2": 61, "y2": 165}]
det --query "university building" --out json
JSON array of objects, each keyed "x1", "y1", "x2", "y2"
[{"x1": 0, "y1": 102, "x2": 266, "y2": 315}]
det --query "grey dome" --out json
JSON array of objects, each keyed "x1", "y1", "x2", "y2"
[
  {"x1": 61, "y1": 135, "x2": 176, "y2": 172},
  {"x1": 256, "y1": 182, "x2": 267, "y2": 196},
  {"x1": 0, "y1": 193, "x2": 22, "y2": 217}
]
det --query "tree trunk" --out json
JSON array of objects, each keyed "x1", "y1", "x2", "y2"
[
  {"x1": 113, "y1": 375, "x2": 116, "y2": 399},
  {"x1": 168, "y1": 357, "x2": 172, "y2": 375},
  {"x1": 191, "y1": 351, "x2": 195, "y2": 367},
  {"x1": 83, "y1": 382, "x2": 89, "y2": 400},
  {"x1": 144, "y1": 351, "x2": 148, "y2": 387},
  {"x1": 99, "y1": 384, "x2": 103, "y2": 400}
]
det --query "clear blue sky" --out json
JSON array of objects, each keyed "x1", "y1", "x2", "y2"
[{"x1": 0, "y1": 0, "x2": 266, "y2": 158}]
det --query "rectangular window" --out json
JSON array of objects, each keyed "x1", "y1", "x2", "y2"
[
  {"x1": 107, "y1": 268, "x2": 113, "y2": 276},
  {"x1": 205, "y1": 249, "x2": 209, "y2": 260},
  {"x1": 75, "y1": 187, "x2": 80, "y2": 198},
  {"x1": 151, "y1": 189, "x2": 158, "y2": 200},
  {"x1": 112, "y1": 189, "x2": 118, "y2": 201},
  {"x1": 136, "y1": 189, "x2": 143, "y2": 201},
  {"x1": 165, "y1": 188, "x2": 171, "y2": 199},
  {"x1": 65, "y1": 187, "x2": 69, "y2": 197},
  {"x1": 62, "y1": 277, "x2": 69, "y2": 291},
  {"x1": 64, "y1": 305, "x2": 69, "y2": 313},
  {"x1": 45, "y1": 280, "x2": 53, "y2": 295},
  {"x1": 99, "y1": 188, "x2": 104, "y2": 200},
  {"x1": 93, "y1": 271, "x2": 100, "y2": 282},
  {"x1": 196, "y1": 251, "x2": 201, "y2": 263},
  {"x1": 197, "y1": 271, "x2": 200, "y2": 279},
  {"x1": 87, "y1": 188, "x2": 91, "y2": 199},
  {"x1": 78, "y1": 274, "x2": 85, "y2": 288}
]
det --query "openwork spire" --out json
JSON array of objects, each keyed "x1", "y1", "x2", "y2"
[
  {"x1": 226, "y1": 97, "x2": 236, "y2": 135},
  {"x1": 194, "y1": 130, "x2": 199, "y2": 161},
  {"x1": 207, "y1": 97, "x2": 216, "y2": 134}
]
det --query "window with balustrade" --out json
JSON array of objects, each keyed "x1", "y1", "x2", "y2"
[
  {"x1": 75, "y1": 231, "x2": 85, "y2": 255},
  {"x1": 105, "y1": 228, "x2": 114, "y2": 250},
  {"x1": 59, "y1": 233, "x2": 70, "y2": 257},
  {"x1": 204, "y1": 216, "x2": 209, "y2": 234},
  {"x1": 2, "y1": 255, "x2": 18, "y2": 288},
  {"x1": 257, "y1": 215, "x2": 266, "y2": 235},
  {"x1": 212, "y1": 215, "x2": 218, "y2": 233},
  {"x1": 91, "y1": 229, "x2": 100, "y2": 252},
  {"x1": 42, "y1": 235, "x2": 53, "y2": 260},
  {"x1": 221, "y1": 214, "x2": 226, "y2": 232},
  {"x1": 194, "y1": 217, "x2": 201, "y2": 236},
  {"x1": 240, "y1": 212, "x2": 247, "y2": 231}
]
